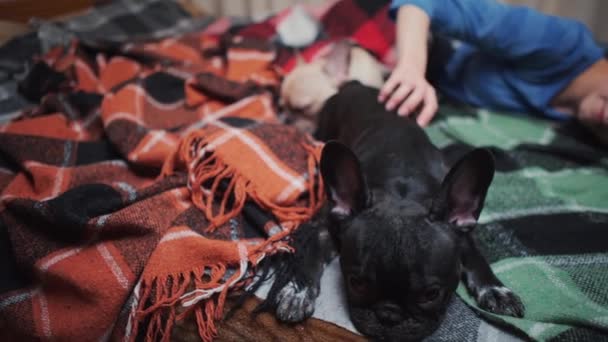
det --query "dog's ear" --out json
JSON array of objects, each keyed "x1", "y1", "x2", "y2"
[
  {"x1": 429, "y1": 148, "x2": 495, "y2": 231},
  {"x1": 320, "y1": 141, "x2": 369, "y2": 219},
  {"x1": 295, "y1": 50, "x2": 307, "y2": 66},
  {"x1": 322, "y1": 40, "x2": 351, "y2": 87}
]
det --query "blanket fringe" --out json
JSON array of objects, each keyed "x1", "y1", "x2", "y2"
[
  {"x1": 130, "y1": 264, "x2": 240, "y2": 342},
  {"x1": 161, "y1": 130, "x2": 324, "y2": 231},
  {"x1": 151, "y1": 128, "x2": 325, "y2": 341},
  {"x1": 128, "y1": 231, "x2": 300, "y2": 341}
]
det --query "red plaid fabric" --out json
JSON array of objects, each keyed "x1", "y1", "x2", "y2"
[
  {"x1": 0, "y1": 32, "x2": 323, "y2": 342},
  {"x1": 0, "y1": 1, "x2": 395, "y2": 341}
]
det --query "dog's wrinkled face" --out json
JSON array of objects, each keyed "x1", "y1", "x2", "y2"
[
  {"x1": 338, "y1": 199, "x2": 462, "y2": 340},
  {"x1": 320, "y1": 142, "x2": 494, "y2": 341},
  {"x1": 280, "y1": 40, "x2": 385, "y2": 127},
  {"x1": 280, "y1": 62, "x2": 337, "y2": 118}
]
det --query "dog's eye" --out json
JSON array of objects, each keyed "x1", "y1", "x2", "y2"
[
  {"x1": 418, "y1": 287, "x2": 442, "y2": 304},
  {"x1": 347, "y1": 275, "x2": 368, "y2": 294}
]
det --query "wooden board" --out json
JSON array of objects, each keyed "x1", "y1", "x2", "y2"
[{"x1": 0, "y1": 0, "x2": 94, "y2": 23}]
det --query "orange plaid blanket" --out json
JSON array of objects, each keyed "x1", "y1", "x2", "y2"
[{"x1": 0, "y1": 33, "x2": 323, "y2": 341}]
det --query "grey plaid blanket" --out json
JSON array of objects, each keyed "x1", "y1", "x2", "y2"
[
  {"x1": 426, "y1": 106, "x2": 608, "y2": 342},
  {"x1": 0, "y1": 0, "x2": 214, "y2": 124}
]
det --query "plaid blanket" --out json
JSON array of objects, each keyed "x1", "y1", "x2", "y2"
[
  {"x1": 2, "y1": 0, "x2": 607, "y2": 341},
  {"x1": 421, "y1": 107, "x2": 608, "y2": 342},
  {"x1": 0, "y1": 0, "x2": 397, "y2": 340},
  {"x1": 0, "y1": 0, "x2": 214, "y2": 125},
  {"x1": 0, "y1": 4, "x2": 333, "y2": 341}
]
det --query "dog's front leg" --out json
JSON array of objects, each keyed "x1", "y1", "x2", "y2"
[
  {"x1": 461, "y1": 235, "x2": 525, "y2": 318},
  {"x1": 264, "y1": 213, "x2": 336, "y2": 323}
]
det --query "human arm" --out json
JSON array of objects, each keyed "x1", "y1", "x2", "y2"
[
  {"x1": 378, "y1": 5, "x2": 437, "y2": 126},
  {"x1": 380, "y1": 0, "x2": 604, "y2": 127},
  {"x1": 388, "y1": 0, "x2": 601, "y2": 62},
  {"x1": 387, "y1": 0, "x2": 505, "y2": 51}
]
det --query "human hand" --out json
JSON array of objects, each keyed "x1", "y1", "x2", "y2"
[{"x1": 378, "y1": 61, "x2": 438, "y2": 127}]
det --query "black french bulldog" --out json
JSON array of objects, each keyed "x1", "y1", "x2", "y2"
[{"x1": 263, "y1": 81, "x2": 524, "y2": 341}]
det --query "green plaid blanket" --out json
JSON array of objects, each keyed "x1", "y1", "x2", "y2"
[{"x1": 425, "y1": 105, "x2": 608, "y2": 342}]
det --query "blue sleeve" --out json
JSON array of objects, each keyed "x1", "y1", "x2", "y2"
[
  {"x1": 389, "y1": 0, "x2": 604, "y2": 64},
  {"x1": 389, "y1": 0, "x2": 437, "y2": 21},
  {"x1": 389, "y1": 0, "x2": 526, "y2": 56},
  {"x1": 389, "y1": 0, "x2": 531, "y2": 48}
]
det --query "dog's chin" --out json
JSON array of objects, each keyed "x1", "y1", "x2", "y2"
[{"x1": 349, "y1": 306, "x2": 443, "y2": 342}]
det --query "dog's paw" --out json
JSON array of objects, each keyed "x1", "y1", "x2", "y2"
[
  {"x1": 275, "y1": 281, "x2": 319, "y2": 323},
  {"x1": 476, "y1": 286, "x2": 525, "y2": 318}
]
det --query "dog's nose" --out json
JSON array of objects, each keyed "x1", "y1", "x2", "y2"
[{"x1": 375, "y1": 303, "x2": 404, "y2": 326}]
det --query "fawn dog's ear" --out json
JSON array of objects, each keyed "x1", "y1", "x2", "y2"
[
  {"x1": 295, "y1": 50, "x2": 307, "y2": 66},
  {"x1": 322, "y1": 40, "x2": 351, "y2": 87}
]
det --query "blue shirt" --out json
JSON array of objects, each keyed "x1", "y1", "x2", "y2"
[{"x1": 390, "y1": 0, "x2": 605, "y2": 119}]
